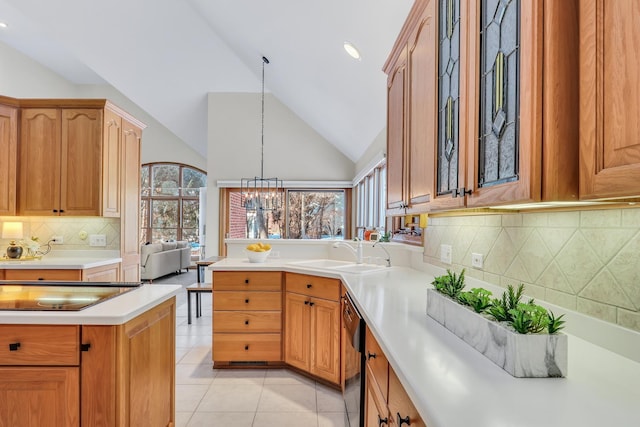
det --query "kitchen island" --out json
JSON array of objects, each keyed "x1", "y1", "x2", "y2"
[
  {"x1": 0, "y1": 282, "x2": 180, "y2": 426},
  {"x1": 0, "y1": 252, "x2": 123, "y2": 282},
  {"x1": 211, "y1": 258, "x2": 640, "y2": 427}
]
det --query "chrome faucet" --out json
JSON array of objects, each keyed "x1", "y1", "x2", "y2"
[
  {"x1": 373, "y1": 241, "x2": 392, "y2": 267},
  {"x1": 332, "y1": 239, "x2": 363, "y2": 264}
]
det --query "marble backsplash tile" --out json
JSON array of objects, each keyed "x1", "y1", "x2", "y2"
[{"x1": 423, "y1": 207, "x2": 640, "y2": 333}]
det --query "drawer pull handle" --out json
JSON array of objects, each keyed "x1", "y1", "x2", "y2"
[
  {"x1": 367, "y1": 351, "x2": 377, "y2": 360},
  {"x1": 53, "y1": 209, "x2": 58, "y2": 213},
  {"x1": 81, "y1": 343, "x2": 91, "y2": 352},
  {"x1": 309, "y1": 302, "x2": 315, "y2": 307},
  {"x1": 306, "y1": 283, "x2": 312, "y2": 288},
  {"x1": 378, "y1": 415, "x2": 389, "y2": 426},
  {"x1": 9, "y1": 342, "x2": 20, "y2": 351},
  {"x1": 245, "y1": 279, "x2": 250, "y2": 284},
  {"x1": 245, "y1": 320, "x2": 249, "y2": 325},
  {"x1": 245, "y1": 299, "x2": 250, "y2": 304},
  {"x1": 38, "y1": 278, "x2": 45, "y2": 281},
  {"x1": 304, "y1": 300, "x2": 309, "y2": 305},
  {"x1": 397, "y1": 413, "x2": 411, "y2": 426},
  {"x1": 244, "y1": 345, "x2": 249, "y2": 350}
]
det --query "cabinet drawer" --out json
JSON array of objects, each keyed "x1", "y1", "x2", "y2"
[
  {"x1": 285, "y1": 273, "x2": 340, "y2": 301},
  {"x1": 213, "y1": 271, "x2": 282, "y2": 291},
  {"x1": 213, "y1": 311, "x2": 281, "y2": 333},
  {"x1": 213, "y1": 333, "x2": 281, "y2": 361},
  {"x1": 4, "y1": 269, "x2": 82, "y2": 281},
  {"x1": 366, "y1": 326, "x2": 389, "y2": 401},
  {"x1": 0, "y1": 325, "x2": 80, "y2": 366},
  {"x1": 213, "y1": 291, "x2": 282, "y2": 311}
]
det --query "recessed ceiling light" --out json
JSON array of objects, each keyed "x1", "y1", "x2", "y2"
[
  {"x1": 343, "y1": 41, "x2": 361, "y2": 60},
  {"x1": 0, "y1": 22, "x2": 8, "y2": 29}
]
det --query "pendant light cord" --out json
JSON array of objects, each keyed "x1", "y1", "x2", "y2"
[{"x1": 261, "y1": 56, "x2": 269, "y2": 179}]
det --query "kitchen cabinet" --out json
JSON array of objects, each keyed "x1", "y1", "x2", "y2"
[
  {"x1": 385, "y1": 0, "x2": 437, "y2": 215},
  {"x1": 0, "y1": 102, "x2": 18, "y2": 216},
  {"x1": 364, "y1": 326, "x2": 425, "y2": 427},
  {"x1": 102, "y1": 109, "x2": 122, "y2": 217},
  {"x1": 579, "y1": 0, "x2": 640, "y2": 199},
  {"x1": 120, "y1": 117, "x2": 143, "y2": 282},
  {"x1": 385, "y1": 0, "x2": 580, "y2": 212},
  {"x1": 285, "y1": 272, "x2": 341, "y2": 385},
  {"x1": 2, "y1": 264, "x2": 120, "y2": 282},
  {"x1": 212, "y1": 271, "x2": 282, "y2": 364},
  {"x1": 19, "y1": 108, "x2": 103, "y2": 216},
  {"x1": 0, "y1": 297, "x2": 176, "y2": 427}
]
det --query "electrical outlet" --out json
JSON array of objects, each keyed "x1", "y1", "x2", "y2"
[
  {"x1": 471, "y1": 253, "x2": 484, "y2": 269},
  {"x1": 440, "y1": 244, "x2": 452, "y2": 264},
  {"x1": 51, "y1": 236, "x2": 63, "y2": 244},
  {"x1": 89, "y1": 234, "x2": 107, "y2": 247}
]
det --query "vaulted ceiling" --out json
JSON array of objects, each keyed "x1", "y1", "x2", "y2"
[{"x1": 0, "y1": 0, "x2": 413, "y2": 162}]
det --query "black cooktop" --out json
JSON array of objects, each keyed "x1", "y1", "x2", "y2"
[{"x1": 0, "y1": 281, "x2": 141, "y2": 311}]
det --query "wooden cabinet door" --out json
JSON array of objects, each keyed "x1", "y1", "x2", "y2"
[
  {"x1": 309, "y1": 298, "x2": 340, "y2": 384},
  {"x1": 82, "y1": 264, "x2": 119, "y2": 282},
  {"x1": 116, "y1": 298, "x2": 175, "y2": 427},
  {"x1": 0, "y1": 104, "x2": 17, "y2": 216},
  {"x1": 4, "y1": 269, "x2": 82, "y2": 281},
  {"x1": 80, "y1": 326, "x2": 117, "y2": 427},
  {"x1": 120, "y1": 119, "x2": 142, "y2": 282},
  {"x1": 388, "y1": 368, "x2": 425, "y2": 427},
  {"x1": 284, "y1": 292, "x2": 311, "y2": 372},
  {"x1": 386, "y1": 46, "x2": 408, "y2": 212},
  {"x1": 580, "y1": 0, "x2": 640, "y2": 199},
  {"x1": 61, "y1": 109, "x2": 103, "y2": 216},
  {"x1": 365, "y1": 372, "x2": 390, "y2": 427},
  {"x1": 0, "y1": 367, "x2": 79, "y2": 427},
  {"x1": 19, "y1": 108, "x2": 61, "y2": 216},
  {"x1": 406, "y1": 0, "x2": 436, "y2": 212},
  {"x1": 102, "y1": 109, "x2": 122, "y2": 217}
]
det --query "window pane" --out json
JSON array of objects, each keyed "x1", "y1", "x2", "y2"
[
  {"x1": 182, "y1": 167, "x2": 206, "y2": 196},
  {"x1": 152, "y1": 164, "x2": 179, "y2": 196},
  {"x1": 182, "y1": 228, "x2": 198, "y2": 244},
  {"x1": 152, "y1": 199, "x2": 179, "y2": 230},
  {"x1": 152, "y1": 229, "x2": 177, "y2": 241},
  {"x1": 141, "y1": 166, "x2": 150, "y2": 196},
  {"x1": 287, "y1": 190, "x2": 345, "y2": 239},
  {"x1": 182, "y1": 200, "x2": 199, "y2": 229}
]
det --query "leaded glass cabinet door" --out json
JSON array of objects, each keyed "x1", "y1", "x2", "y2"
[{"x1": 465, "y1": 0, "x2": 544, "y2": 207}]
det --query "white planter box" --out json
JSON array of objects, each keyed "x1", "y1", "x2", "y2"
[{"x1": 426, "y1": 289, "x2": 568, "y2": 378}]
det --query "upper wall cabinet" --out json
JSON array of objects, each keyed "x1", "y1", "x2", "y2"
[
  {"x1": 0, "y1": 102, "x2": 18, "y2": 215},
  {"x1": 385, "y1": 0, "x2": 580, "y2": 212},
  {"x1": 579, "y1": 0, "x2": 640, "y2": 199},
  {"x1": 385, "y1": 0, "x2": 437, "y2": 215}
]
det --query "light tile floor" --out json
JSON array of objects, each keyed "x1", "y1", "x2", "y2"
[{"x1": 164, "y1": 271, "x2": 347, "y2": 427}]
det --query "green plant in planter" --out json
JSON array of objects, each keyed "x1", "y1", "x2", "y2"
[
  {"x1": 431, "y1": 269, "x2": 466, "y2": 299},
  {"x1": 508, "y1": 302, "x2": 550, "y2": 334},
  {"x1": 547, "y1": 311, "x2": 566, "y2": 334},
  {"x1": 487, "y1": 283, "x2": 525, "y2": 322},
  {"x1": 458, "y1": 288, "x2": 493, "y2": 313}
]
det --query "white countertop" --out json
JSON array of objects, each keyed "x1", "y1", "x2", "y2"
[
  {"x1": 0, "y1": 254, "x2": 121, "y2": 269},
  {"x1": 0, "y1": 284, "x2": 181, "y2": 325},
  {"x1": 211, "y1": 258, "x2": 640, "y2": 427}
]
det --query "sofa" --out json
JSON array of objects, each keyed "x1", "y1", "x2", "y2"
[{"x1": 140, "y1": 241, "x2": 191, "y2": 281}]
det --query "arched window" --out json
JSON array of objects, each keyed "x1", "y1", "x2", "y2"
[{"x1": 140, "y1": 163, "x2": 206, "y2": 244}]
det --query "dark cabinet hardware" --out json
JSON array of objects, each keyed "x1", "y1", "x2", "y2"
[
  {"x1": 397, "y1": 413, "x2": 411, "y2": 426},
  {"x1": 60, "y1": 209, "x2": 64, "y2": 213},
  {"x1": 245, "y1": 299, "x2": 250, "y2": 303},
  {"x1": 309, "y1": 302, "x2": 315, "y2": 307},
  {"x1": 37, "y1": 278, "x2": 44, "y2": 280},
  {"x1": 378, "y1": 415, "x2": 389, "y2": 426},
  {"x1": 81, "y1": 343, "x2": 91, "y2": 352},
  {"x1": 245, "y1": 279, "x2": 249, "y2": 284},
  {"x1": 53, "y1": 209, "x2": 58, "y2": 213},
  {"x1": 244, "y1": 320, "x2": 249, "y2": 325},
  {"x1": 367, "y1": 351, "x2": 377, "y2": 360},
  {"x1": 304, "y1": 300, "x2": 310, "y2": 305},
  {"x1": 9, "y1": 342, "x2": 20, "y2": 351},
  {"x1": 452, "y1": 187, "x2": 472, "y2": 198},
  {"x1": 306, "y1": 283, "x2": 312, "y2": 288},
  {"x1": 244, "y1": 345, "x2": 249, "y2": 350}
]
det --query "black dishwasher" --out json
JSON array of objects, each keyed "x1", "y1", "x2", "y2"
[{"x1": 343, "y1": 292, "x2": 365, "y2": 427}]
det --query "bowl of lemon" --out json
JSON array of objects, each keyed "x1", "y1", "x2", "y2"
[{"x1": 245, "y1": 242, "x2": 272, "y2": 263}]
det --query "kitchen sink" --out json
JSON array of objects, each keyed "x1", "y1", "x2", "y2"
[
  {"x1": 330, "y1": 264, "x2": 388, "y2": 274},
  {"x1": 287, "y1": 259, "x2": 354, "y2": 269}
]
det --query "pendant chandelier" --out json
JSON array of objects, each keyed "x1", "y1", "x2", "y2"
[{"x1": 241, "y1": 56, "x2": 283, "y2": 211}]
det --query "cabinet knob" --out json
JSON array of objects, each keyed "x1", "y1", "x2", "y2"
[
  {"x1": 304, "y1": 300, "x2": 310, "y2": 305},
  {"x1": 367, "y1": 351, "x2": 377, "y2": 360},
  {"x1": 244, "y1": 320, "x2": 249, "y2": 325},
  {"x1": 81, "y1": 343, "x2": 91, "y2": 352},
  {"x1": 309, "y1": 302, "x2": 315, "y2": 307},
  {"x1": 245, "y1": 299, "x2": 250, "y2": 304},
  {"x1": 306, "y1": 283, "x2": 312, "y2": 288},
  {"x1": 37, "y1": 278, "x2": 45, "y2": 281},
  {"x1": 245, "y1": 279, "x2": 250, "y2": 284},
  {"x1": 53, "y1": 209, "x2": 58, "y2": 213},
  {"x1": 9, "y1": 342, "x2": 20, "y2": 351},
  {"x1": 378, "y1": 415, "x2": 389, "y2": 427},
  {"x1": 60, "y1": 209, "x2": 65, "y2": 213},
  {"x1": 397, "y1": 413, "x2": 411, "y2": 426},
  {"x1": 452, "y1": 187, "x2": 473, "y2": 198},
  {"x1": 244, "y1": 345, "x2": 249, "y2": 350}
]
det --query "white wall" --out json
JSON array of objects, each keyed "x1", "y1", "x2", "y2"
[
  {"x1": 355, "y1": 127, "x2": 386, "y2": 175},
  {"x1": 207, "y1": 92, "x2": 356, "y2": 254}
]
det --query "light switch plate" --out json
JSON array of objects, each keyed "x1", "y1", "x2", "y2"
[
  {"x1": 440, "y1": 244, "x2": 452, "y2": 264},
  {"x1": 471, "y1": 253, "x2": 484, "y2": 269},
  {"x1": 89, "y1": 234, "x2": 107, "y2": 247}
]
